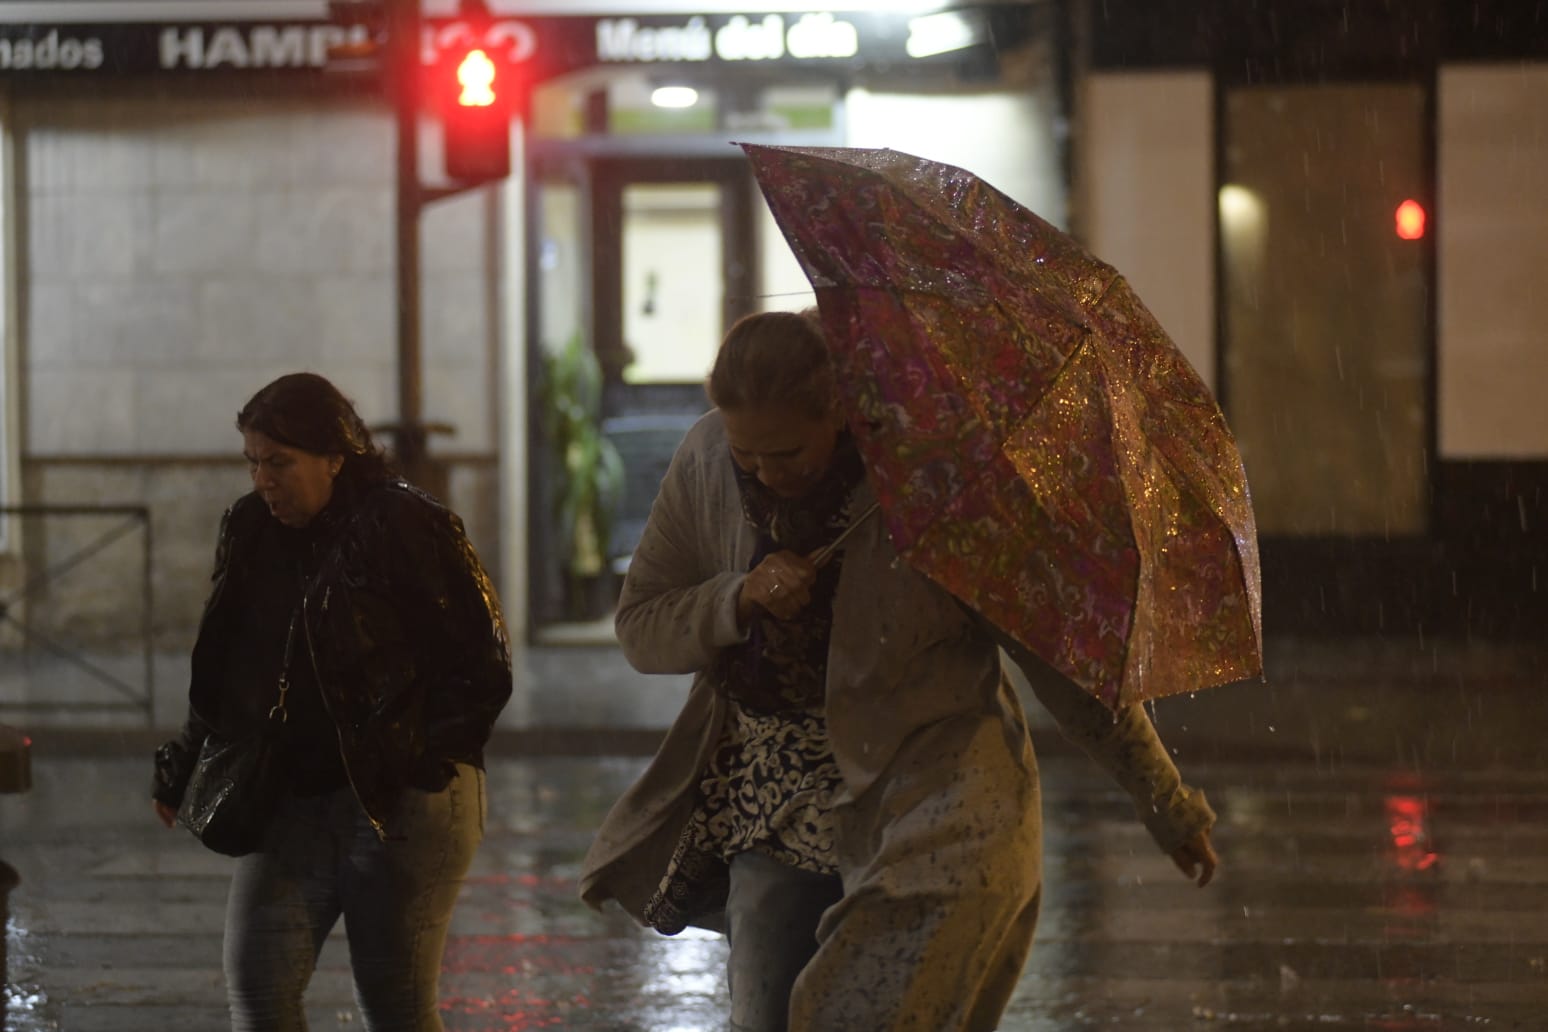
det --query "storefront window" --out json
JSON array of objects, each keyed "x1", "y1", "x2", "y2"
[
  {"x1": 1221, "y1": 83, "x2": 1429, "y2": 537},
  {"x1": 609, "y1": 76, "x2": 718, "y2": 135},
  {"x1": 530, "y1": 78, "x2": 588, "y2": 139},
  {"x1": 530, "y1": 72, "x2": 836, "y2": 140},
  {"x1": 731, "y1": 84, "x2": 837, "y2": 132},
  {"x1": 537, "y1": 180, "x2": 584, "y2": 357}
]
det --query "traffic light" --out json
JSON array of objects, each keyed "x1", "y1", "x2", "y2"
[
  {"x1": 1394, "y1": 198, "x2": 1426, "y2": 241},
  {"x1": 440, "y1": 45, "x2": 512, "y2": 182}
]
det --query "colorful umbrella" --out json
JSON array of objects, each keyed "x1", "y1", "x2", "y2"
[{"x1": 743, "y1": 143, "x2": 1262, "y2": 710}]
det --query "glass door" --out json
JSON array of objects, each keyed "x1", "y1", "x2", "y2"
[
  {"x1": 592, "y1": 158, "x2": 752, "y2": 578},
  {"x1": 591, "y1": 158, "x2": 754, "y2": 403}
]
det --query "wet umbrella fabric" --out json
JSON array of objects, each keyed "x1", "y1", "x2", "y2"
[{"x1": 742, "y1": 143, "x2": 1262, "y2": 710}]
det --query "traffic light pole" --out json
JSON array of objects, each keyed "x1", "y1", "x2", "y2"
[
  {"x1": 384, "y1": 0, "x2": 500, "y2": 495},
  {"x1": 388, "y1": 0, "x2": 431, "y2": 489}
]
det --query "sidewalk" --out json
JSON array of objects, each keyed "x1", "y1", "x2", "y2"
[
  {"x1": 6, "y1": 631, "x2": 1544, "y2": 772},
  {"x1": 1139, "y1": 632, "x2": 1548, "y2": 771},
  {"x1": 3, "y1": 631, "x2": 1546, "y2": 1029}
]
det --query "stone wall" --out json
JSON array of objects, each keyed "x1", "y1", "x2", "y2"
[
  {"x1": 5, "y1": 455, "x2": 500, "y2": 652},
  {"x1": 4, "y1": 86, "x2": 506, "y2": 650}
]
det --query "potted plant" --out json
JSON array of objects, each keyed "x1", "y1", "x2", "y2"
[{"x1": 538, "y1": 333, "x2": 625, "y2": 621}]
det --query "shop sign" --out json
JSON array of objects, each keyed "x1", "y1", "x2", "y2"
[
  {"x1": 159, "y1": 24, "x2": 371, "y2": 69},
  {"x1": 0, "y1": 22, "x2": 373, "y2": 73},
  {"x1": 595, "y1": 13, "x2": 862, "y2": 64},
  {"x1": 0, "y1": 29, "x2": 107, "y2": 71},
  {"x1": 0, "y1": 9, "x2": 981, "y2": 77}
]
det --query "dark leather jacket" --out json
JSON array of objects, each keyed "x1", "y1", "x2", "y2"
[{"x1": 153, "y1": 479, "x2": 511, "y2": 839}]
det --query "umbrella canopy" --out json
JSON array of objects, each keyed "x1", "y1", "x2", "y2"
[{"x1": 743, "y1": 143, "x2": 1262, "y2": 710}]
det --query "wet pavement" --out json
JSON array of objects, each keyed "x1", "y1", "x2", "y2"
[{"x1": 3, "y1": 633, "x2": 1547, "y2": 1030}]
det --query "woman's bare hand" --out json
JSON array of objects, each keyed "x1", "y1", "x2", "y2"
[
  {"x1": 736, "y1": 550, "x2": 817, "y2": 624},
  {"x1": 153, "y1": 799, "x2": 178, "y2": 829},
  {"x1": 1169, "y1": 829, "x2": 1219, "y2": 887}
]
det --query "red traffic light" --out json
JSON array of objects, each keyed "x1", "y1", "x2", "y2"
[
  {"x1": 456, "y1": 48, "x2": 497, "y2": 107},
  {"x1": 440, "y1": 46, "x2": 512, "y2": 182},
  {"x1": 1394, "y1": 199, "x2": 1426, "y2": 241}
]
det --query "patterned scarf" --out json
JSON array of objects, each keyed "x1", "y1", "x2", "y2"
[{"x1": 712, "y1": 433, "x2": 865, "y2": 713}]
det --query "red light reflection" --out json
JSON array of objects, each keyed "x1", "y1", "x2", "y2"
[{"x1": 1384, "y1": 794, "x2": 1439, "y2": 873}]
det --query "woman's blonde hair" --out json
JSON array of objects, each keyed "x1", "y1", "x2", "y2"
[{"x1": 706, "y1": 309, "x2": 836, "y2": 419}]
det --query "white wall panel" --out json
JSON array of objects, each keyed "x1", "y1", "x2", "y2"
[
  {"x1": 1077, "y1": 71, "x2": 1215, "y2": 392},
  {"x1": 844, "y1": 89, "x2": 1063, "y2": 220}
]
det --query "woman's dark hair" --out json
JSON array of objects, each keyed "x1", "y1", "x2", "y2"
[
  {"x1": 237, "y1": 372, "x2": 395, "y2": 488},
  {"x1": 706, "y1": 309, "x2": 836, "y2": 419}
]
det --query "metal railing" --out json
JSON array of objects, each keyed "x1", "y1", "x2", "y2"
[{"x1": 0, "y1": 505, "x2": 155, "y2": 725}]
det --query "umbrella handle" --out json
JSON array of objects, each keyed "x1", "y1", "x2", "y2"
[{"x1": 809, "y1": 502, "x2": 880, "y2": 569}]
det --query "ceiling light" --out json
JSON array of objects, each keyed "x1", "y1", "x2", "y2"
[{"x1": 651, "y1": 86, "x2": 699, "y2": 109}]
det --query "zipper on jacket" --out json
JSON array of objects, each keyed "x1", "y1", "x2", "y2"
[{"x1": 301, "y1": 585, "x2": 390, "y2": 843}]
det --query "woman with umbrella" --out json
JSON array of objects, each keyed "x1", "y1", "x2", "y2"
[{"x1": 580, "y1": 310, "x2": 1218, "y2": 1031}]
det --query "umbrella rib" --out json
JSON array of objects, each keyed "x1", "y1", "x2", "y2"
[{"x1": 811, "y1": 502, "x2": 880, "y2": 568}]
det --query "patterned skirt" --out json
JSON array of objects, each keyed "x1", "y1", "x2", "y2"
[{"x1": 643, "y1": 699, "x2": 842, "y2": 935}]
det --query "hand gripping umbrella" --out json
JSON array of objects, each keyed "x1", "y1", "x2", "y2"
[{"x1": 743, "y1": 143, "x2": 1262, "y2": 710}]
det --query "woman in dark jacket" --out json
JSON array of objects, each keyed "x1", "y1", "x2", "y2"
[{"x1": 151, "y1": 372, "x2": 511, "y2": 1032}]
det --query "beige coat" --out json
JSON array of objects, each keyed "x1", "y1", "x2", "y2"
[{"x1": 580, "y1": 412, "x2": 1214, "y2": 1030}]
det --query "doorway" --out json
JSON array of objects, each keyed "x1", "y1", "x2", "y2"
[{"x1": 529, "y1": 155, "x2": 756, "y2": 626}]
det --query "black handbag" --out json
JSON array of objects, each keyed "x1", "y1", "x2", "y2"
[{"x1": 176, "y1": 606, "x2": 302, "y2": 857}]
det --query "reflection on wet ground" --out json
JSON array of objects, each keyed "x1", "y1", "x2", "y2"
[
  {"x1": 3, "y1": 636, "x2": 1546, "y2": 1029},
  {"x1": 4, "y1": 743, "x2": 1545, "y2": 1030}
]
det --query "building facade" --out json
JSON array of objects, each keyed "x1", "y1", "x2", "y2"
[
  {"x1": 1071, "y1": 0, "x2": 1548, "y2": 635},
  {"x1": 0, "y1": 1, "x2": 1059, "y2": 674},
  {"x1": 0, "y1": 0, "x2": 1541, "y2": 723}
]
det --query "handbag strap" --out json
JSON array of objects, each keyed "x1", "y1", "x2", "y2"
[
  {"x1": 267, "y1": 603, "x2": 303, "y2": 723},
  {"x1": 264, "y1": 495, "x2": 368, "y2": 725}
]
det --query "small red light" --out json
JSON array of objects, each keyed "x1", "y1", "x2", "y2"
[
  {"x1": 456, "y1": 49, "x2": 496, "y2": 108},
  {"x1": 1385, "y1": 794, "x2": 1439, "y2": 872},
  {"x1": 1395, "y1": 199, "x2": 1426, "y2": 240}
]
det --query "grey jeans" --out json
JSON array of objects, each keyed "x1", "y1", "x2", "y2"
[
  {"x1": 223, "y1": 764, "x2": 485, "y2": 1032},
  {"x1": 725, "y1": 850, "x2": 845, "y2": 1032}
]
